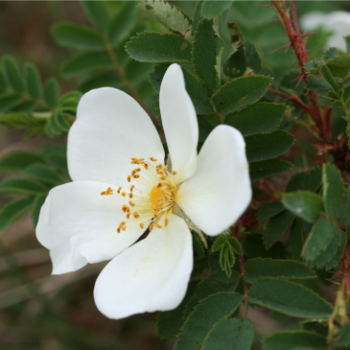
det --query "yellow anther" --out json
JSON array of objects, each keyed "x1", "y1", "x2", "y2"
[
  {"x1": 101, "y1": 187, "x2": 113, "y2": 196},
  {"x1": 130, "y1": 185, "x2": 134, "y2": 192},
  {"x1": 127, "y1": 175, "x2": 131, "y2": 182},
  {"x1": 117, "y1": 228, "x2": 121, "y2": 234},
  {"x1": 117, "y1": 187, "x2": 122, "y2": 194},
  {"x1": 129, "y1": 200, "x2": 135, "y2": 207},
  {"x1": 122, "y1": 192, "x2": 126, "y2": 197},
  {"x1": 133, "y1": 212, "x2": 140, "y2": 219},
  {"x1": 129, "y1": 193, "x2": 133, "y2": 199},
  {"x1": 150, "y1": 157, "x2": 157, "y2": 162},
  {"x1": 172, "y1": 171, "x2": 177, "y2": 175},
  {"x1": 143, "y1": 163, "x2": 149, "y2": 170},
  {"x1": 164, "y1": 165, "x2": 168, "y2": 173},
  {"x1": 131, "y1": 158, "x2": 145, "y2": 165},
  {"x1": 122, "y1": 205, "x2": 129, "y2": 213},
  {"x1": 157, "y1": 183, "x2": 162, "y2": 188},
  {"x1": 140, "y1": 223, "x2": 144, "y2": 229},
  {"x1": 164, "y1": 218, "x2": 169, "y2": 227},
  {"x1": 126, "y1": 213, "x2": 131, "y2": 219}
]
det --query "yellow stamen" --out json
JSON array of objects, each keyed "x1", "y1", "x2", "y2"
[{"x1": 101, "y1": 187, "x2": 113, "y2": 196}]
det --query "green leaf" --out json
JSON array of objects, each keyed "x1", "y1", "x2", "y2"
[
  {"x1": 289, "y1": 218, "x2": 303, "y2": 259},
  {"x1": 224, "y1": 24, "x2": 247, "y2": 79},
  {"x1": 263, "y1": 331, "x2": 327, "y2": 350},
  {"x1": 24, "y1": 63, "x2": 42, "y2": 100},
  {"x1": 198, "y1": 116, "x2": 214, "y2": 142},
  {"x1": 0, "y1": 95, "x2": 21, "y2": 113},
  {"x1": 174, "y1": 292, "x2": 242, "y2": 350},
  {"x1": 0, "y1": 151, "x2": 43, "y2": 172},
  {"x1": 250, "y1": 158, "x2": 293, "y2": 182},
  {"x1": 257, "y1": 200, "x2": 285, "y2": 222},
  {"x1": 319, "y1": 64, "x2": 339, "y2": 93},
  {"x1": 44, "y1": 78, "x2": 59, "y2": 107},
  {"x1": 324, "y1": 229, "x2": 346, "y2": 270},
  {"x1": 137, "y1": 0, "x2": 192, "y2": 36},
  {"x1": 183, "y1": 69, "x2": 213, "y2": 114},
  {"x1": 0, "y1": 68, "x2": 6, "y2": 91},
  {"x1": 301, "y1": 320, "x2": 328, "y2": 336},
  {"x1": 282, "y1": 191, "x2": 323, "y2": 223},
  {"x1": 81, "y1": 0, "x2": 109, "y2": 31},
  {"x1": 46, "y1": 113, "x2": 62, "y2": 138},
  {"x1": 228, "y1": 237, "x2": 242, "y2": 255},
  {"x1": 245, "y1": 41, "x2": 261, "y2": 73},
  {"x1": 45, "y1": 153, "x2": 68, "y2": 172},
  {"x1": 183, "y1": 270, "x2": 240, "y2": 319},
  {"x1": 55, "y1": 113, "x2": 71, "y2": 132},
  {"x1": 249, "y1": 278, "x2": 332, "y2": 318},
  {"x1": 51, "y1": 22, "x2": 105, "y2": 51},
  {"x1": 80, "y1": 73, "x2": 122, "y2": 93},
  {"x1": 193, "y1": 19, "x2": 220, "y2": 91},
  {"x1": 202, "y1": 318, "x2": 254, "y2": 350},
  {"x1": 287, "y1": 168, "x2": 322, "y2": 193},
  {"x1": 338, "y1": 323, "x2": 350, "y2": 346},
  {"x1": 302, "y1": 215, "x2": 335, "y2": 262},
  {"x1": 308, "y1": 227, "x2": 345, "y2": 270},
  {"x1": 201, "y1": 1, "x2": 232, "y2": 19},
  {"x1": 0, "y1": 198, "x2": 33, "y2": 234},
  {"x1": 326, "y1": 55, "x2": 350, "y2": 78},
  {"x1": 156, "y1": 281, "x2": 198, "y2": 339},
  {"x1": 191, "y1": 257, "x2": 208, "y2": 278},
  {"x1": 322, "y1": 163, "x2": 345, "y2": 220},
  {"x1": 31, "y1": 194, "x2": 46, "y2": 228},
  {"x1": 212, "y1": 235, "x2": 226, "y2": 252},
  {"x1": 0, "y1": 178, "x2": 47, "y2": 195},
  {"x1": 211, "y1": 76, "x2": 272, "y2": 115},
  {"x1": 193, "y1": 233, "x2": 204, "y2": 259},
  {"x1": 2, "y1": 56, "x2": 24, "y2": 93},
  {"x1": 263, "y1": 210, "x2": 295, "y2": 249},
  {"x1": 245, "y1": 130, "x2": 294, "y2": 163},
  {"x1": 244, "y1": 258, "x2": 316, "y2": 284},
  {"x1": 108, "y1": 2, "x2": 137, "y2": 47},
  {"x1": 24, "y1": 163, "x2": 61, "y2": 184},
  {"x1": 244, "y1": 234, "x2": 287, "y2": 260},
  {"x1": 126, "y1": 32, "x2": 192, "y2": 63},
  {"x1": 61, "y1": 53, "x2": 114, "y2": 78}
]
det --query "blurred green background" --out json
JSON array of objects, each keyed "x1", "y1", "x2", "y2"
[{"x1": 0, "y1": 1, "x2": 350, "y2": 349}]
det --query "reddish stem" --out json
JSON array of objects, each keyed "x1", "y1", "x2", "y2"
[
  {"x1": 268, "y1": 88, "x2": 320, "y2": 122},
  {"x1": 324, "y1": 107, "x2": 333, "y2": 140},
  {"x1": 341, "y1": 237, "x2": 350, "y2": 299},
  {"x1": 271, "y1": 0, "x2": 323, "y2": 132}
]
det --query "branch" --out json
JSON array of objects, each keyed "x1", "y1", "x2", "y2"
[{"x1": 271, "y1": 0, "x2": 323, "y2": 132}]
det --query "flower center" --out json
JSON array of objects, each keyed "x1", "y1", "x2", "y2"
[{"x1": 101, "y1": 157, "x2": 178, "y2": 233}]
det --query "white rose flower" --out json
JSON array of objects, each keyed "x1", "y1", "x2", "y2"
[
  {"x1": 36, "y1": 64, "x2": 252, "y2": 319},
  {"x1": 300, "y1": 11, "x2": 350, "y2": 51}
]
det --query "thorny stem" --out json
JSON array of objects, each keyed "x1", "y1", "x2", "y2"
[
  {"x1": 271, "y1": 0, "x2": 323, "y2": 134},
  {"x1": 105, "y1": 42, "x2": 165, "y2": 142},
  {"x1": 327, "y1": 238, "x2": 350, "y2": 348},
  {"x1": 268, "y1": 88, "x2": 321, "y2": 133}
]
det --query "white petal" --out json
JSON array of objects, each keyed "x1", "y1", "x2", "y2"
[
  {"x1": 94, "y1": 214, "x2": 193, "y2": 319},
  {"x1": 159, "y1": 64, "x2": 198, "y2": 183},
  {"x1": 300, "y1": 11, "x2": 327, "y2": 31},
  {"x1": 68, "y1": 87, "x2": 164, "y2": 187},
  {"x1": 176, "y1": 125, "x2": 252, "y2": 236},
  {"x1": 326, "y1": 12, "x2": 350, "y2": 51},
  {"x1": 36, "y1": 181, "x2": 149, "y2": 274}
]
